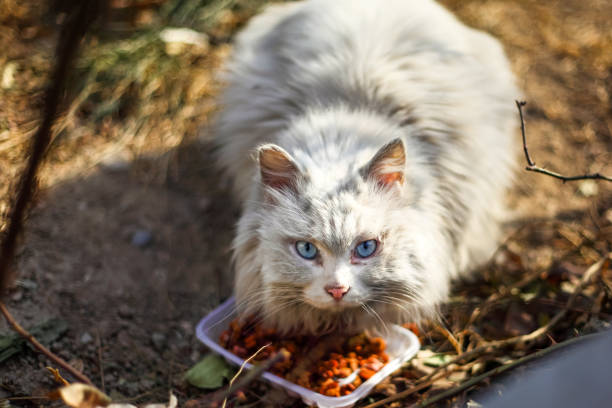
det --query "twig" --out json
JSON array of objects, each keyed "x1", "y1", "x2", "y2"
[
  {"x1": 424, "y1": 254, "x2": 610, "y2": 382},
  {"x1": 416, "y1": 331, "x2": 602, "y2": 407},
  {"x1": 96, "y1": 330, "x2": 105, "y2": 393},
  {"x1": 487, "y1": 252, "x2": 609, "y2": 346},
  {"x1": 0, "y1": 301, "x2": 93, "y2": 385},
  {"x1": 363, "y1": 254, "x2": 609, "y2": 408},
  {"x1": 191, "y1": 349, "x2": 290, "y2": 407},
  {"x1": 46, "y1": 367, "x2": 70, "y2": 386},
  {"x1": 222, "y1": 344, "x2": 270, "y2": 408},
  {"x1": 4, "y1": 396, "x2": 50, "y2": 401},
  {"x1": 435, "y1": 325, "x2": 462, "y2": 355},
  {"x1": 0, "y1": 1, "x2": 102, "y2": 296},
  {"x1": 360, "y1": 366, "x2": 462, "y2": 408},
  {"x1": 516, "y1": 100, "x2": 612, "y2": 182},
  {"x1": 466, "y1": 267, "x2": 542, "y2": 327}
]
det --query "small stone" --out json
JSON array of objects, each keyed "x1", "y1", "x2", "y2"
[
  {"x1": 131, "y1": 229, "x2": 153, "y2": 248},
  {"x1": 604, "y1": 209, "x2": 612, "y2": 224},
  {"x1": 179, "y1": 320, "x2": 193, "y2": 334},
  {"x1": 100, "y1": 151, "x2": 131, "y2": 172},
  {"x1": 10, "y1": 289, "x2": 23, "y2": 301},
  {"x1": 577, "y1": 180, "x2": 598, "y2": 197},
  {"x1": 117, "y1": 304, "x2": 134, "y2": 319},
  {"x1": 80, "y1": 332, "x2": 93, "y2": 344},
  {"x1": 152, "y1": 332, "x2": 166, "y2": 350},
  {"x1": 139, "y1": 378, "x2": 155, "y2": 389},
  {"x1": 109, "y1": 389, "x2": 126, "y2": 401},
  {"x1": 16, "y1": 279, "x2": 38, "y2": 290}
]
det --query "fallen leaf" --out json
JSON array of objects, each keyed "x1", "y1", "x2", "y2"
[
  {"x1": 58, "y1": 383, "x2": 111, "y2": 408},
  {"x1": 423, "y1": 353, "x2": 454, "y2": 368},
  {"x1": 141, "y1": 393, "x2": 178, "y2": 408},
  {"x1": 46, "y1": 366, "x2": 70, "y2": 386},
  {"x1": 577, "y1": 180, "x2": 598, "y2": 197},
  {"x1": 185, "y1": 354, "x2": 235, "y2": 389},
  {"x1": 1, "y1": 61, "x2": 17, "y2": 89}
]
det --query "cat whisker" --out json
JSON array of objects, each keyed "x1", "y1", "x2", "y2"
[{"x1": 361, "y1": 303, "x2": 390, "y2": 337}]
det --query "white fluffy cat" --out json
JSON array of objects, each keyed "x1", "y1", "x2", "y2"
[{"x1": 213, "y1": 0, "x2": 518, "y2": 334}]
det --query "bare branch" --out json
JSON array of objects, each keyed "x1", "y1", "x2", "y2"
[
  {"x1": 0, "y1": 1, "x2": 103, "y2": 297},
  {"x1": 516, "y1": 100, "x2": 612, "y2": 183},
  {"x1": 0, "y1": 301, "x2": 93, "y2": 385},
  {"x1": 360, "y1": 369, "x2": 460, "y2": 408},
  {"x1": 416, "y1": 331, "x2": 603, "y2": 408},
  {"x1": 423, "y1": 253, "x2": 610, "y2": 377},
  {"x1": 187, "y1": 349, "x2": 290, "y2": 408},
  {"x1": 0, "y1": 0, "x2": 103, "y2": 390}
]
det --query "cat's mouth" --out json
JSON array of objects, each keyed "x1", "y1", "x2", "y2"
[{"x1": 302, "y1": 296, "x2": 362, "y2": 311}]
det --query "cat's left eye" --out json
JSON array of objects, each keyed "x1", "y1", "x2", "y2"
[{"x1": 354, "y1": 239, "x2": 378, "y2": 258}]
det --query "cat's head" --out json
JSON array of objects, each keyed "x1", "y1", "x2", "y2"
[{"x1": 235, "y1": 127, "x2": 448, "y2": 334}]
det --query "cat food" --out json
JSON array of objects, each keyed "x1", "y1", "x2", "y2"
[
  {"x1": 219, "y1": 318, "x2": 389, "y2": 396},
  {"x1": 196, "y1": 297, "x2": 420, "y2": 407}
]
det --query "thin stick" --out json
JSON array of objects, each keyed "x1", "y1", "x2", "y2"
[
  {"x1": 435, "y1": 325, "x2": 462, "y2": 355},
  {"x1": 484, "y1": 253, "x2": 609, "y2": 347},
  {"x1": 96, "y1": 330, "x2": 105, "y2": 392},
  {"x1": 0, "y1": 1, "x2": 102, "y2": 296},
  {"x1": 416, "y1": 332, "x2": 601, "y2": 407},
  {"x1": 423, "y1": 253, "x2": 610, "y2": 382},
  {"x1": 192, "y1": 349, "x2": 290, "y2": 407},
  {"x1": 221, "y1": 344, "x2": 270, "y2": 408},
  {"x1": 466, "y1": 267, "x2": 542, "y2": 327},
  {"x1": 0, "y1": 301, "x2": 93, "y2": 385},
  {"x1": 360, "y1": 367, "x2": 461, "y2": 408},
  {"x1": 516, "y1": 100, "x2": 612, "y2": 182}
]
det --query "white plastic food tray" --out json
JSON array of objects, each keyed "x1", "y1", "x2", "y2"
[{"x1": 196, "y1": 297, "x2": 420, "y2": 408}]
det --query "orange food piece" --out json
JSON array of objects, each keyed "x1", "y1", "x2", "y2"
[
  {"x1": 380, "y1": 352, "x2": 389, "y2": 363},
  {"x1": 370, "y1": 337, "x2": 386, "y2": 352},
  {"x1": 359, "y1": 367, "x2": 376, "y2": 380},
  {"x1": 323, "y1": 386, "x2": 341, "y2": 397},
  {"x1": 363, "y1": 355, "x2": 384, "y2": 371},
  {"x1": 219, "y1": 317, "x2": 389, "y2": 396},
  {"x1": 337, "y1": 367, "x2": 352, "y2": 378}
]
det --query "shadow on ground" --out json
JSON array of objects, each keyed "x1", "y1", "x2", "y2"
[{"x1": 1, "y1": 140, "x2": 239, "y2": 401}]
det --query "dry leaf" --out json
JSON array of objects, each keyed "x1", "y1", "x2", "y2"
[
  {"x1": 46, "y1": 366, "x2": 70, "y2": 386},
  {"x1": 142, "y1": 393, "x2": 178, "y2": 408},
  {"x1": 58, "y1": 383, "x2": 111, "y2": 408}
]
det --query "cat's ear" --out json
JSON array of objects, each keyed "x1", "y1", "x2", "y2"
[
  {"x1": 362, "y1": 138, "x2": 406, "y2": 188},
  {"x1": 257, "y1": 144, "x2": 300, "y2": 191}
]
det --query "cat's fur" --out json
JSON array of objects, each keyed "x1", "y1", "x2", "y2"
[{"x1": 213, "y1": 0, "x2": 518, "y2": 334}]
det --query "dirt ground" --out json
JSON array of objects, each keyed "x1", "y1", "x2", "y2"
[{"x1": 0, "y1": 0, "x2": 611, "y2": 406}]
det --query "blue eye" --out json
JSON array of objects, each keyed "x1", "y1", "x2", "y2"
[
  {"x1": 295, "y1": 241, "x2": 318, "y2": 260},
  {"x1": 355, "y1": 239, "x2": 378, "y2": 258}
]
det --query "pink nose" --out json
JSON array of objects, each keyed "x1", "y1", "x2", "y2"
[{"x1": 325, "y1": 285, "x2": 350, "y2": 300}]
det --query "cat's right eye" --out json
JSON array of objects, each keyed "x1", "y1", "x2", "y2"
[{"x1": 295, "y1": 241, "x2": 318, "y2": 260}]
